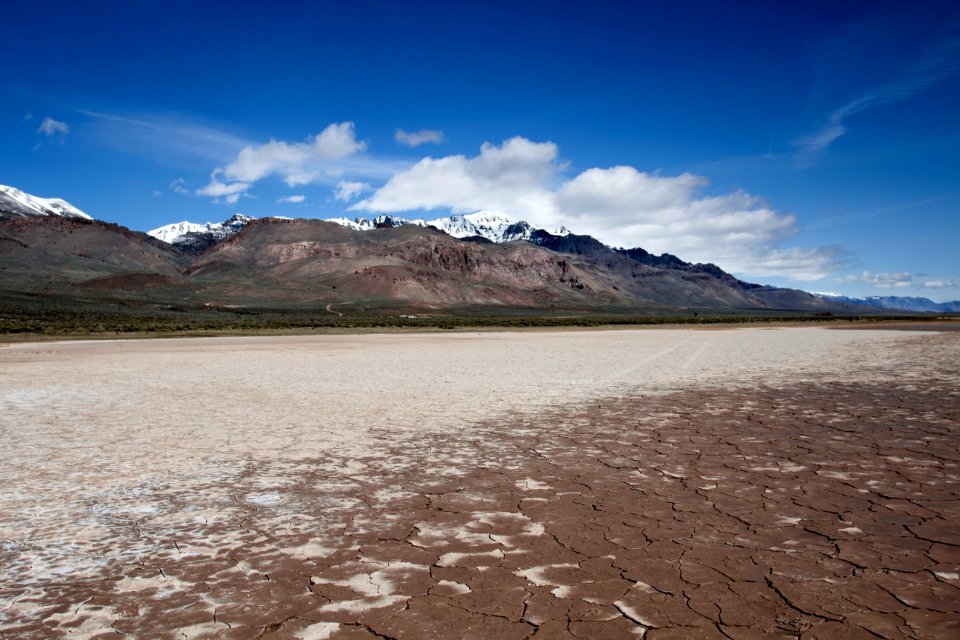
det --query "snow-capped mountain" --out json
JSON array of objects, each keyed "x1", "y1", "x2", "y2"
[
  {"x1": 148, "y1": 213, "x2": 255, "y2": 244},
  {"x1": 812, "y1": 293, "x2": 960, "y2": 313},
  {"x1": 327, "y1": 211, "x2": 571, "y2": 243},
  {"x1": 433, "y1": 211, "x2": 525, "y2": 241},
  {"x1": 149, "y1": 209, "x2": 572, "y2": 249},
  {"x1": 325, "y1": 214, "x2": 429, "y2": 233},
  {"x1": 0, "y1": 184, "x2": 91, "y2": 220}
]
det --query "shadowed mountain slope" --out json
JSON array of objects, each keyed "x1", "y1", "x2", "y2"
[{"x1": 0, "y1": 216, "x2": 190, "y2": 294}]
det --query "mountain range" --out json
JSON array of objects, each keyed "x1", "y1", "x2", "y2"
[
  {"x1": 812, "y1": 293, "x2": 960, "y2": 314},
  {"x1": 0, "y1": 184, "x2": 943, "y2": 317},
  {"x1": 148, "y1": 210, "x2": 569, "y2": 247}
]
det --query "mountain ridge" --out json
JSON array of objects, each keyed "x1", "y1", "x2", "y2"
[
  {"x1": 150, "y1": 210, "x2": 571, "y2": 247},
  {"x1": 0, "y1": 184, "x2": 939, "y2": 316},
  {"x1": 813, "y1": 293, "x2": 960, "y2": 313}
]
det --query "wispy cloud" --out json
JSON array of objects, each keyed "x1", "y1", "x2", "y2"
[
  {"x1": 278, "y1": 194, "x2": 305, "y2": 204},
  {"x1": 395, "y1": 128, "x2": 445, "y2": 148},
  {"x1": 796, "y1": 25, "x2": 960, "y2": 159},
  {"x1": 36, "y1": 116, "x2": 70, "y2": 141},
  {"x1": 79, "y1": 109, "x2": 252, "y2": 165},
  {"x1": 169, "y1": 178, "x2": 190, "y2": 195},
  {"x1": 843, "y1": 270, "x2": 913, "y2": 288},
  {"x1": 923, "y1": 279, "x2": 956, "y2": 289}
]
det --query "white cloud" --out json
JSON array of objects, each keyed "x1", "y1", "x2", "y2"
[
  {"x1": 354, "y1": 136, "x2": 559, "y2": 218},
  {"x1": 334, "y1": 181, "x2": 370, "y2": 202},
  {"x1": 222, "y1": 122, "x2": 366, "y2": 185},
  {"x1": 923, "y1": 279, "x2": 956, "y2": 289},
  {"x1": 37, "y1": 116, "x2": 69, "y2": 139},
  {"x1": 794, "y1": 123, "x2": 847, "y2": 155},
  {"x1": 170, "y1": 178, "x2": 191, "y2": 194},
  {"x1": 731, "y1": 246, "x2": 850, "y2": 281},
  {"x1": 556, "y1": 167, "x2": 845, "y2": 280},
  {"x1": 198, "y1": 122, "x2": 369, "y2": 202},
  {"x1": 196, "y1": 169, "x2": 251, "y2": 204},
  {"x1": 556, "y1": 167, "x2": 708, "y2": 217},
  {"x1": 395, "y1": 128, "x2": 445, "y2": 147},
  {"x1": 796, "y1": 33, "x2": 960, "y2": 157},
  {"x1": 81, "y1": 109, "x2": 251, "y2": 164},
  {"x1": 354, "y1": 137, "x2": 846, "y2": 280},
  {"x1": 152, "y1": 190, "x2": 162, "y2": 197},
  {"x1": 844, "y1": 271, "x2": 913, "y2": 288},
  {"x1": 278, "y1": 194, "x2": 305, "y2": 204}
]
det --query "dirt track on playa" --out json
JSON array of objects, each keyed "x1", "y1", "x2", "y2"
[{"x1": 1, "y1": 328, "x2": 958, "y2": 638}]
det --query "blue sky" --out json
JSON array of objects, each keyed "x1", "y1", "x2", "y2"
[{"x1": 3, "y1": 0, "x2": 959, "y2": 299}]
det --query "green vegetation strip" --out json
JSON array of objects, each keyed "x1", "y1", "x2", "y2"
[{"x1": 1, "y1": 301, "x2": 952, "y2": 341}]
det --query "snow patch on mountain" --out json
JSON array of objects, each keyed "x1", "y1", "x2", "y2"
[
  {"x1": 0, "y1": 184, "x2": 91, "y2": 220},
  {"x1": 326, "y1": 214, "x2": 428, "y2": 232}
]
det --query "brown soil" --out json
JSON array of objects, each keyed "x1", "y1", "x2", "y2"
[{"x1": 1, "y1": 329, "x2": 957, "y2": 638}]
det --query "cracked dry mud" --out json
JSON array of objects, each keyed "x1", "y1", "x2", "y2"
[{"x1": 1, "y1": 328, "x2": 959, "y2": 638}]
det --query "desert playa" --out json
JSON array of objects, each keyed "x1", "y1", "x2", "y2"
[{"x1": 1, "y1": 326, "x2": 958, "y2": 638}]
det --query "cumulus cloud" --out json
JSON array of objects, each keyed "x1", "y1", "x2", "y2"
[
  {"x1": 170, "y1": 178, "x2": 190, "y2": 194},
  {"x1": 224, "y1": 122, "x2": 365, "y2": 184},
  {"x1": 923, "y1": 279, "x2": 956, "y2": 289},
  {"x1": 278, "y1": 194, "x2": 305, "y2": 204},
  {"x1": 355, "y1": 136, "x2": 559, "y2": 219},
  {"x1": 395, "y1": 128, "x2": 445, "y2": 147},
  {"x1": 334, "y1": 181, "x2": 370, "y2": 202},
  {"x1": 354, "y1": 137, "x2": 846, "y2": 280},
  {"x1": 844, "y1": 271, "x2": 913, "y2": 288},
  {"x1": 199, "y1": 122, "x2": 366, "y2": 201},
  {"x1": 555, "y1": 167, "x2": 846, "y2": 280},
  {"x1": 556, "y1": 167, "x2": 708, "y2": 217}
]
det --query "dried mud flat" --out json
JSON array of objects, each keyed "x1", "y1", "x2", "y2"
[{"x1": 1, "y1": 328, "x2": 958, "y2": 639}]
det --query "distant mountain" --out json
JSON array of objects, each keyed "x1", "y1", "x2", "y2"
[
  {"x1": 0, "y1": 184, "x2": 891, "y2": 316},
  {"x1": 522, "y1": 229, "x2": 837, "y2": 311},
  {"x1": 0, "y1": 184, "x2": 91, "y2": 221},
  {"x1": 813, "y1": 293, "x2": 960, "y2": 313}
]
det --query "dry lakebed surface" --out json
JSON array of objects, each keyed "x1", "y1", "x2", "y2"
[{"x1": 1, "y1": 326, "x2": 958, "y2": 639}]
